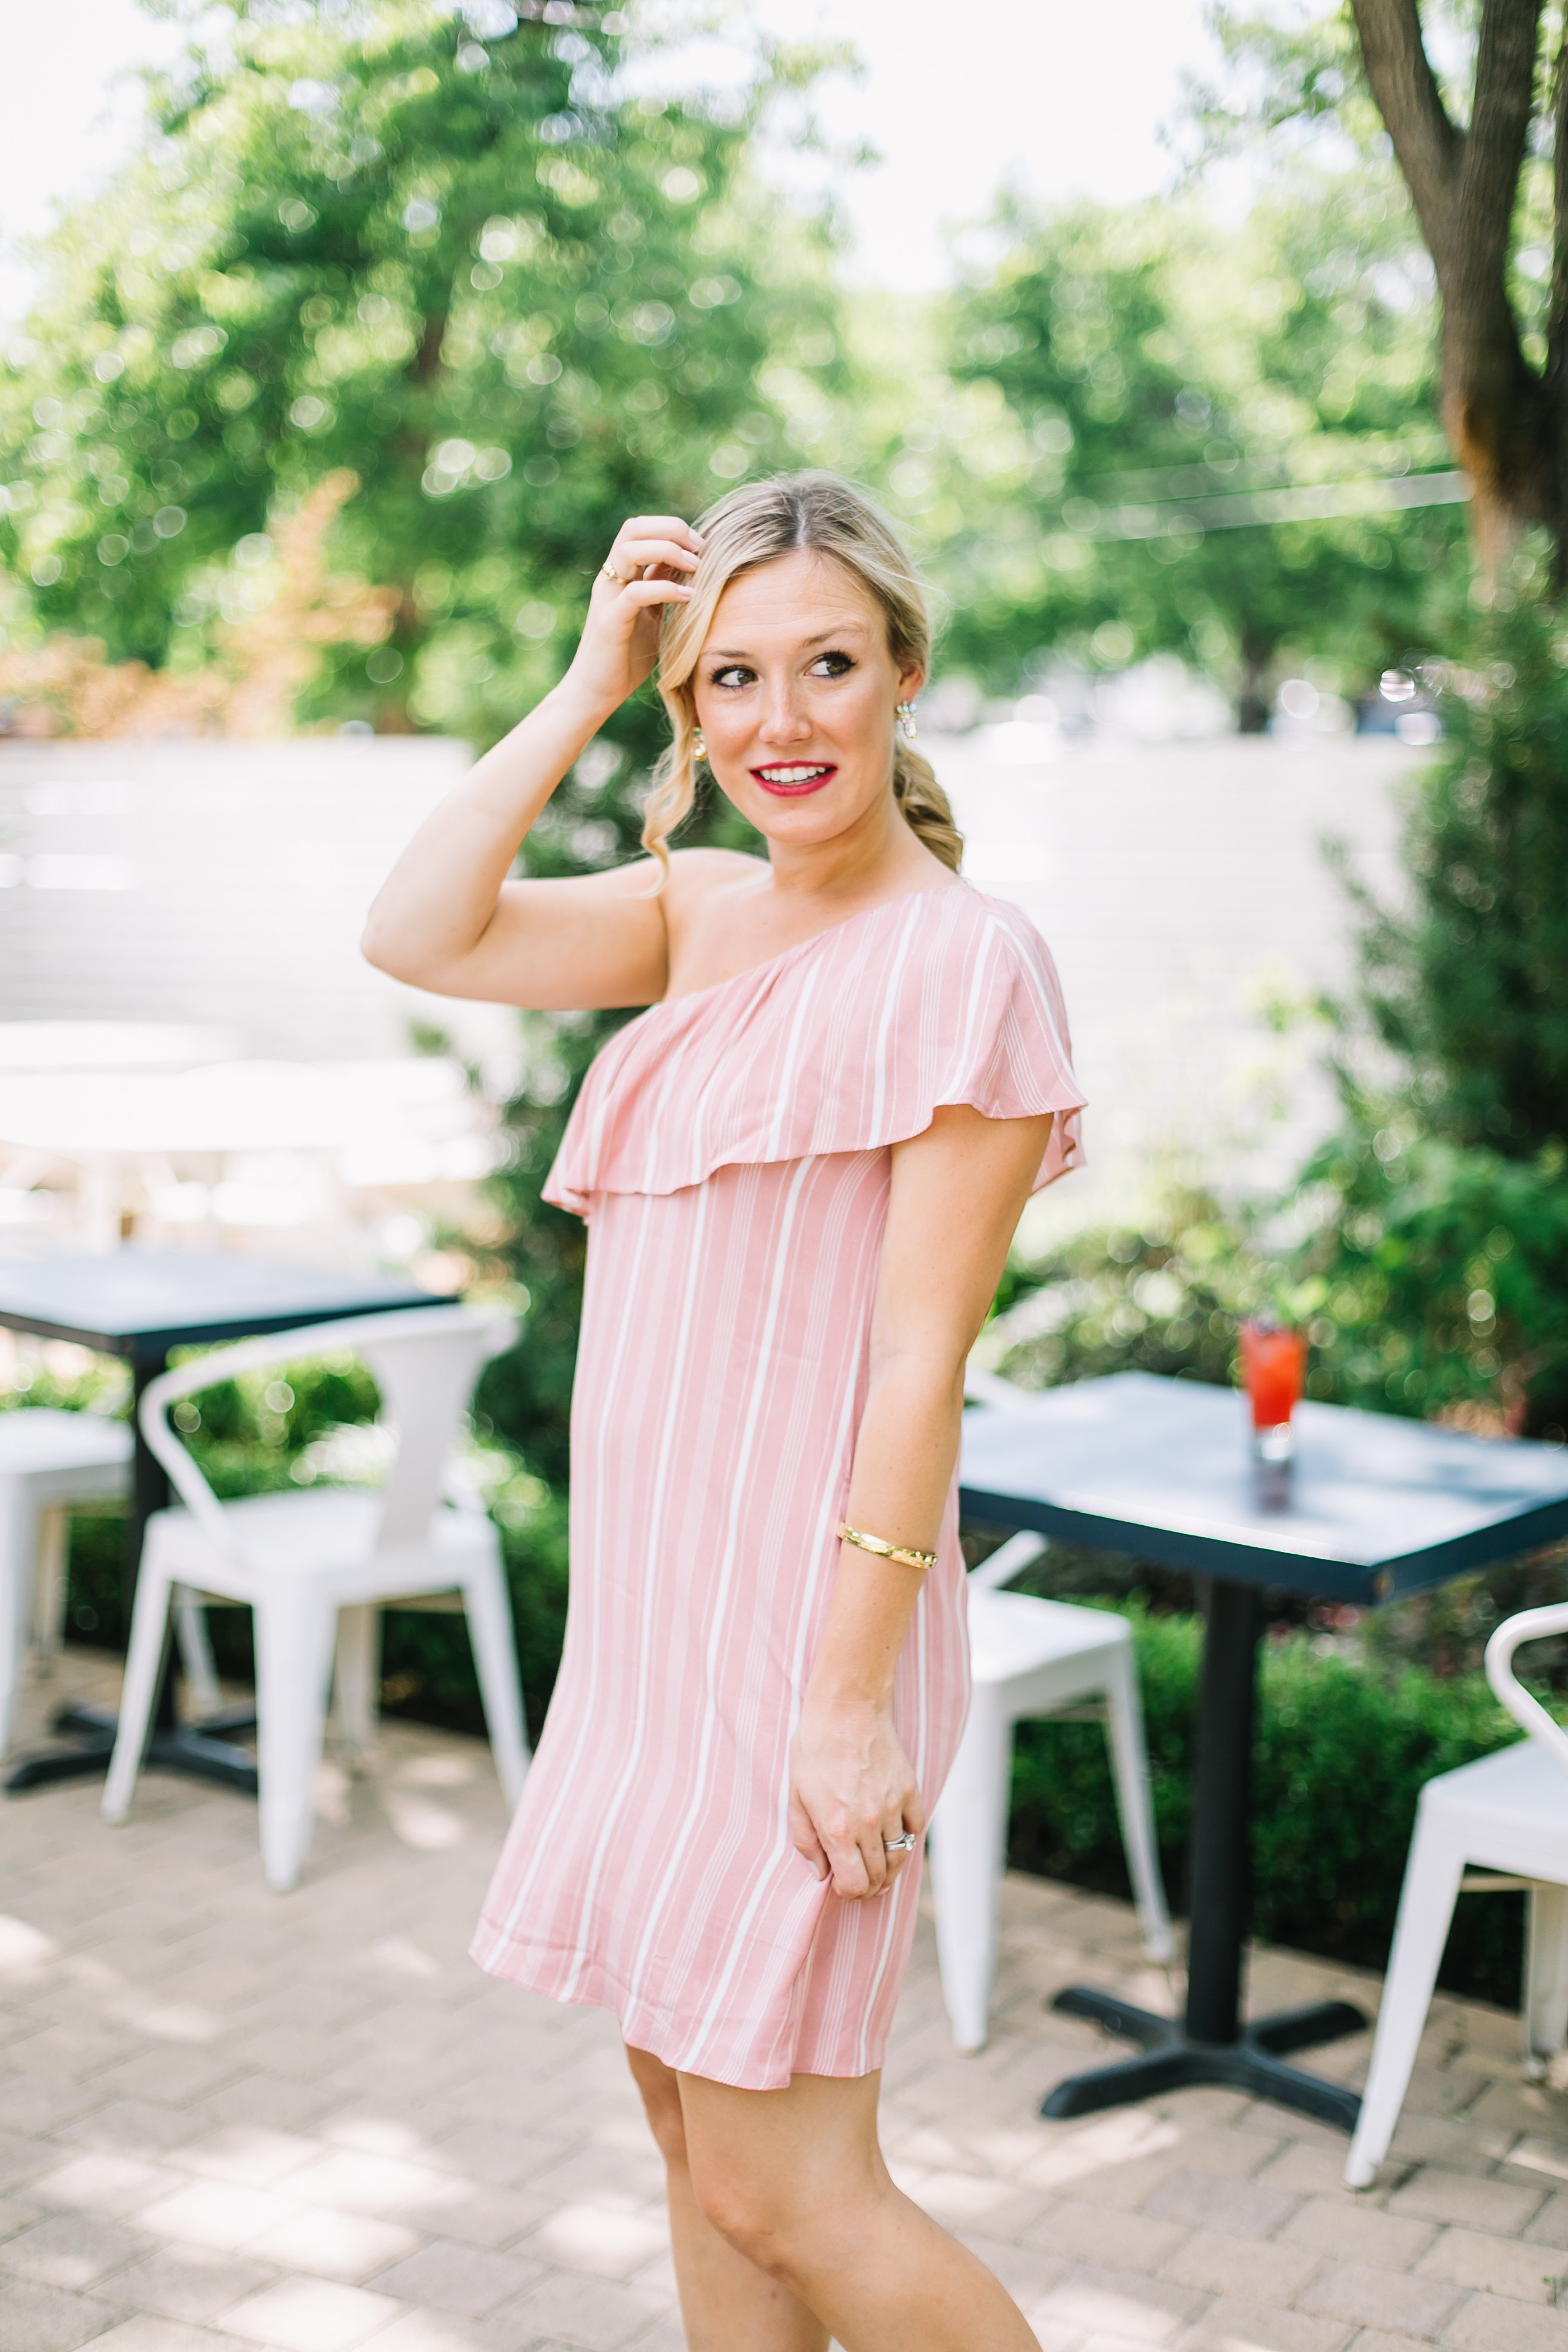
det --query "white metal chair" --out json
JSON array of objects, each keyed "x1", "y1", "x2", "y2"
[
  {"x1": 1, "y1": 1405, "x2": 230, "y2": 1754},
  {"x1": 104, "y1": 1304, "x2": 530, "y2": 1891},
  {"x1": 928, "y1": 1525, "x2": 1175, "y2": 2051},
  {"x1": 1344, "y1": 1601, "x2": 1568, "y2": 2187},
  {"x1": 1, "y1": 1408, "x2": 134, "y2": 1756}
]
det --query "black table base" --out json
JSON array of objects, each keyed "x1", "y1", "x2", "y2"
[
  {"x1": 1030, "y1": 1576, "x2": 1368, "y2": 2134},
  {"x1": 7, "y1": 1698, "x2": 258, "y2": 1797},
  {"x1": 1042, "y1": 1987, "x2": 1366, "y2": 2131}
]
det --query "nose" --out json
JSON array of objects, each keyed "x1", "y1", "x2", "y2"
[{"x1": 756, "y1": 678, "x2": 813, "y2": 746}]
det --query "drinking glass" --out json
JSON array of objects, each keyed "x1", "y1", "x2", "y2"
[{"x1": 1239, "y1": 1320, "x2": 1307, "y2": 1465}]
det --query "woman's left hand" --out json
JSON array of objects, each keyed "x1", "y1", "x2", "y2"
[{"x1": 788, "y1": 1695, "x2": 924, "y2": 1899}]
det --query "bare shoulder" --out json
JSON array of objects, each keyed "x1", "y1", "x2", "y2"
[{"x1": 661, "y1": 846, "x2": 770, "y2": 914}]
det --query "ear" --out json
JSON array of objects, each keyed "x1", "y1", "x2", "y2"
[{"x1": 895, "y1": 659, "x2": 925, "y2": 701}]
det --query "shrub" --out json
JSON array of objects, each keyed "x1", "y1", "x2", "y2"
[{"x1": 1009, "y1": 1599, "x2": 1532, "y2": 2005}]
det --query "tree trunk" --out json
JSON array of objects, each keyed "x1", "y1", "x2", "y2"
[{"x1": 1350, "y1": 0, "x2": 1564, "y2": 573}]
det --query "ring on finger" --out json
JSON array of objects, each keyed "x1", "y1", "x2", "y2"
[
  {"x1": 600, "y1": 558, "x2": 631, "y2": 585},
  {"x1": 883, "y1": 1830, "x2": 917, "y2": 1854}
]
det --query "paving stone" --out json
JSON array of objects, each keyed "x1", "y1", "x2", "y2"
[
  {"x1": 367, "y1": 2237, "x2": 545, "y2": 2315},
  {"x1": 105, "y1": 2247, "x2": 277, "y2": 2325},
  {"x1": 1282, "y1": 2198, "x2": 1439, "y2": 2270},
  {"x1": 1026, "y1": 2198, "x2": 1188, "y2": 2271},
  {"x1": 1442, "y1": 2294, "x2": 1568, "y2": 2351},
  {"x1": 1295, "y1": 2259, "x2": 1464, "y2": 2336},
  {"x1": 245, "y1": 2208, "x2": 419, "y2": 2284},
  {"x1": 495, "y1": 2271, "x2": 669, "y2": 2352},
  {"x1": 519, "y1": 2204, "x2": 667, "y2": 2284},
  {"x1": 134, "y1": 2179, "x2": 302, "y2": 2252},
  {"x1": 1387, "y1": 2170, "x2": 1545, "y2": 2235},
  {"x1": 30, "y1": 2154, "x2": 185, "y2": 2218},
  {"x1": 1142, "y1": 2167, "x2": 1301, "y2": 2240},
  {"x1": 55, "y1": 2103, "x2": 203, "y2": 2159},
  {"x1": 1159, "y1": 2228, "x2": 1319, "y2": 2302},
  {"x1": 91, "y1": 2327, "x2": 244, "y2": 2352},
  {"x1": 0, "y1": 2277, "x2": 126, "y2": 2352},
  {"x1": 215, "y1": 2275, "x2": 404, "y2": 2352},
  {"x1": 1174, "y1": 2300, "x2": 1351, "y2": 2352},
  {"x1": 1032, "y1": 2260, "x2": 1208, "y2": 2342},
  {"x1": 172, "y1": 2128, "x2": 324, "y2": 2190},
  {"x1": 0, "y1": 2209, "x2": 144, "y2": 2288},
  {"x1": 1415, "y1": 2224, "x2": 1566, "y2": 2304},
  {"x1": 1343, "y1": 2333, "x2": 1441, "y2": 2352}
]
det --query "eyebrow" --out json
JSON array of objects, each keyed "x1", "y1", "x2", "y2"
[{"x1": 704, "y1": 628, "x2": 866, "y2": 659}]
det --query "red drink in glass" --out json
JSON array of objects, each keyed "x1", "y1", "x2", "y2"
[{"x1": 1239, "y1": 1320, "x2": 1307, "y2": 1463}]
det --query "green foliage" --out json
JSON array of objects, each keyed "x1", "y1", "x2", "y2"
[
  {"x1": 935, "y1": 179, "x2": 1461, "y2": 715},
  {"x1": 981, "y1": 1186, "x2": 1256, "y2": 1395},
  {"x1": 1009, "y1": 1601, "x2": 1532, "y2": 2003},
  {"x1": 0, "y1": 0, "x2": 840, "y2": 748},
  {"x1": 1352, "y1": 597, "x2": 1568, "y2": 1160}
]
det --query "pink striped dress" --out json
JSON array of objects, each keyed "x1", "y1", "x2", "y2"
[{"x1": 471, "y1": 883, "x2": 1085, "y2": 2089}]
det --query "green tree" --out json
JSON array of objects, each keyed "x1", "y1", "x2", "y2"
[
  {"x1": 934, "y1": 179, "x2": 1464, "y2": 720},
  {"x1": 0, "y1": 0, "x2": 842, "y2": 749}
]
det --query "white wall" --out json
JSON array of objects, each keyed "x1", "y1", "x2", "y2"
[
  {"x1": 937, "y1": 731, "x2": 1424, "y2": 1235},
  {"x1": 0, "y1": 736, "x2": 509, "y2": 1063}
]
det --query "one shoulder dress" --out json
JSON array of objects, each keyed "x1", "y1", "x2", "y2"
[{"x1": 472, "y1": 882, "x2": 1086, "y2": 2090}]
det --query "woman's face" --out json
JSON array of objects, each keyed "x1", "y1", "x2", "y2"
[{"x1": 690, "y1": 548, "x2": 923, "y2": 851}]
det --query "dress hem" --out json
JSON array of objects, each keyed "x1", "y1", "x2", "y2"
[{"x1": 469, "y1": 1927, "x2": 887, "y2": 2093}]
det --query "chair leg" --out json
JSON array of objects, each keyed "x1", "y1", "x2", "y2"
[
  {"x1": 462, "y1": 1558, "x2": 530, "y2": 1807},
  {"x1": 254, "y1": 1595, "x2": 338, "y2": 1893},
  {"x1": 1102, "y1": 1636, "x2": 1175, "y2": 1965},
  {"x1": 1343, "y1": 1805, "x2": 1466, "y2": 2187},
  {"x1": 928, "y1": 1684, "x2": 1013, "y2": 2052},
  {"x1": 1525, "y1": 1883, "x2": 1568, "y2": 2077},
  {"x1": 173, "y1": 1588, "x2": 223, "y2": 1718},
  {"x1": 0, "y1": 1487, "x2": 36, "y2": 1760},
  {"x1": 103, "y1": 1553, "x2": 176, "y2": 1823},
  {"x1": 31, "y1": 1504, "x2": 68, "y2": 1672},
  {"x1": 332, "y1": 1604, "x2": 382, "y2": 1767}
]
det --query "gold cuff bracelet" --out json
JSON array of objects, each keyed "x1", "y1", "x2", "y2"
[{"x1": 837, "y1": 1521, "x2": 937, "y2": 1572}]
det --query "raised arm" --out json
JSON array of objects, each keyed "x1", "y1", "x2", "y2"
[
  {"x1": 789, "y1": 1103, "x2": 1053, "y2": 1899},
  {"x1": 361, "y1": 517, "x2": 702, "y2": 1011}
]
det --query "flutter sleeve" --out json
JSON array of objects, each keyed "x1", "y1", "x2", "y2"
[{"x1": 544, "y1": 884, "x2": 1086, "y2": 1214}]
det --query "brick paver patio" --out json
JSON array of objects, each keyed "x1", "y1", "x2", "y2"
[{"x1": 5, "y1": 1649, "x2": 1568, "y2": 2352}]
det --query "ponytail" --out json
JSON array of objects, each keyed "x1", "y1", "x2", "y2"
[{"x1": 893, "y1": 745, "x2": 963, "y2": 872}]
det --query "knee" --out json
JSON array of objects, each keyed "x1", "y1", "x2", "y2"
[
  {"x1": 689, "y1": 2168, "x2": 791, "y2": 2275},
  {"x1": 626, "y1": 2047, "x2": 689, "y2": 2171},
  {"x1": 687, "y1": 2160, "x2": 832, "y2": 2284}
]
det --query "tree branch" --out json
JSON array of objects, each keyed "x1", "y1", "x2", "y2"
[
  {"x1": 1462, "y1": 0, "x2": 1545, "y2": 283},
  {"x1": 1349, "y1": 0, "x2": 1463, "y2": 262}
]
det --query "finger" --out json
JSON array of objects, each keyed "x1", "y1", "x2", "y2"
[
  {"x1": 595, "y1": 577, "x2": 693, "y2": 611},
  {"x1": 615, "y1": 536, "x2": 704, "y2": 573},
  {"x1": 789, "y1": 1792, "x2": 829, "y2": 1882},
  {"x1": 621, "y1": 514, "x2": 704, "y2": 550},
  {"x1": 827, "y1": 1831, "x2": 872, "y2": 1901}
]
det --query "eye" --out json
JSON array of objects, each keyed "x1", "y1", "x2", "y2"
[
  {"x1": 709, "y1": 663, "x2": 753, "y2": 690},
  {"x1": 808, "y1": 650, "x2": 855, "y2": 679}
]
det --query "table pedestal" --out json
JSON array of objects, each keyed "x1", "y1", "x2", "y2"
[
  {"x1": 5, "y1": 1358, "x2": 258, "y2": 1799},
  {"x1": 1041, "y1": 1578, "x2": 1367, "y2": 2132}
]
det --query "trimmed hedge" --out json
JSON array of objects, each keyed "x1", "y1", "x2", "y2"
[{"x1": 1010, "y1": 1600, "x2": 1529, "y2": 2005}]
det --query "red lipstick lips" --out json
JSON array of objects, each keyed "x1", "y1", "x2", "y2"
[{"x1": 750, "y1": 763, "x2": 839, "y2": 798}]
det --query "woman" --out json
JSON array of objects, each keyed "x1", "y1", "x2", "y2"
[{"x1": 363, "y1": 472, "x2": 1084, "y2": 2351}]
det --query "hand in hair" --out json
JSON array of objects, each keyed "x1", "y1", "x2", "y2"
[{"x1": 567, "y1": 514, "x2": 706, "y2": 716}]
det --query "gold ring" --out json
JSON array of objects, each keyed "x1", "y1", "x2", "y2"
[{"x1": 601, "y1": 558, "x2": 629, "y2": 585}]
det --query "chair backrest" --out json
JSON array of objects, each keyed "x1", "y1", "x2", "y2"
[
  {"x1": 1484, "y1": 1602, "x2": 1568, "y2": 1779},
  {"x1": 139, "y1": 1304, "x2": 515, "y2": 1560}
]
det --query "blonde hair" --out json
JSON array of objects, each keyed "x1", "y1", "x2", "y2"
[{"x1": 641, "y1": 470, "x2": 963, "y2": 882}]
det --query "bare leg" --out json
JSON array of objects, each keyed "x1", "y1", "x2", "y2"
[
  {"x1": 625, "y1": 2044, "x2": 828, "y2": 2352},
  {"x1": 679, "y1": 2066, "x2": 1037, "y2": 2352}
]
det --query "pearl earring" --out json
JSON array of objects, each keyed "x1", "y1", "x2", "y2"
[
  {"x1": 693, "y1": 731, "x2": 707, "y2": 762},
  {"x1": 896, "y1": 700, "x2": 918, "y2": 741}
]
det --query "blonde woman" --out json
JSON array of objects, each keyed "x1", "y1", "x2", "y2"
[{"x1": 364, "y1": 472, "x2": 1084, "y2": 2351}]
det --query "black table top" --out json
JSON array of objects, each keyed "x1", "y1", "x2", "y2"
[
  {"x1": 960, "y1": 1370, "x2": 1568, "y2": 1604},
  {"x1": 0, "y1": 1248, "x2": 445, "y2": 1360}
]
